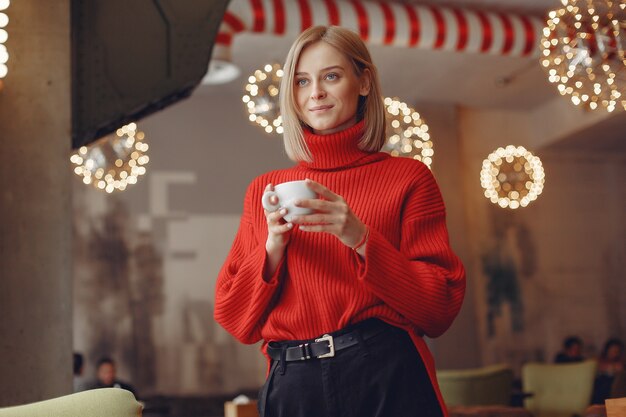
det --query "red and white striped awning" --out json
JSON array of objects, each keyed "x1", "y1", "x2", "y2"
[{"x1": 217, "y1": 0, "x2": 544, "y2": 57}]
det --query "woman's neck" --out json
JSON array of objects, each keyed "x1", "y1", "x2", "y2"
[
  {"x1": 299, "y1": 120, "x2": 381, "y2": 170},
  {"x1": 310, "y1": 116, "x2": 357, "y2": 135}
]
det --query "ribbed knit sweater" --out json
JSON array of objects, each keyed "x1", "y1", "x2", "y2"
[{"x1": 214, "y1": 120, "x2": 465, "y2": 413}]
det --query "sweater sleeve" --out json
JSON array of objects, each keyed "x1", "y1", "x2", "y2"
[
  {"x1": 213, "y1": 182, "x2": 285, "y2": 344},
  {"x1": 356, "y1": 166, "x2": 466, "y2": 338}
]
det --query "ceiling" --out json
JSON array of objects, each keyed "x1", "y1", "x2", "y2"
[
  {"x1": 199, "y1": 0, "x2": 624, "y2": 152},
  {"x1": 544, "y1": 111, "x2": 626, "y2": 154}
]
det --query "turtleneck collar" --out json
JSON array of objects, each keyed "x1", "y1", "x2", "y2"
[{"x1": 299, "y1": 120, "x2": 387, "y2": 171}]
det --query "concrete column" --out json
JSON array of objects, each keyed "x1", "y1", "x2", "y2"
[
  {"x1": 420, "y1": 104, "x2": 481, "y2": 369},
  {"x1": 0, "y1": 0, "x2": 72, "y2": 406}
]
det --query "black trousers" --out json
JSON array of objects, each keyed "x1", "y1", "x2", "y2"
[{"x1": 258, "y1": 319, "x2": 443, "y2": 417}]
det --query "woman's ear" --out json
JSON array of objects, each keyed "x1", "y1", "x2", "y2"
[{"x1": 359, "y1": 68, "x2": 372, "y2": 96}]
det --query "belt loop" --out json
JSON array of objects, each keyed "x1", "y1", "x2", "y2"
[
  {"x1": 355, "y1": 327, "x2": 370, "y2": 358},
  {"x1": 279, "y1": 345, "x2": 287, "y2": 375}
]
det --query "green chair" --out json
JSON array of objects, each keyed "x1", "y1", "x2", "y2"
[
  {"x1": 0, "y1": 388, "x2": 142, "y2": 417},
  {"x1": 436, "y1": 364, "x2": 514, "y2": 406},
  {"x1": 522, "y1": 359, "x2": 597, "y2": 417}
]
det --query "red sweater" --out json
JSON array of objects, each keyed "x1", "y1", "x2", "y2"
[{"x1": 214, "y1": 120, "x2": 465, "y2": 413}]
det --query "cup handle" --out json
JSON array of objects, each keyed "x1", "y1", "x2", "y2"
[{"x1": 261, "y1": 191, "x2": 280, "y2": 212}]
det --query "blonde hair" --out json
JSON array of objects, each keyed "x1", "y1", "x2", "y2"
[{"x1": 279, "y1": 26, "x2": 386, "y2": 162}]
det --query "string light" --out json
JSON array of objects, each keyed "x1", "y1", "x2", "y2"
[
  {"x1": 480, "y1": 145, "x2": 545, "y2": 209},
  {"x1": 541, "y1": 0, "x2": 626, "y2": 112},
  {"x1": 70, "y1": 123, "x2": 149, "y2": 193},
  {"x1": 382, "y1": 97, "x2": 433, "y2": 168},
  {"x1": 0, "y1": 0, "x2": 10, "y2": 89},
  {"x1": 242, "y1": 63, "x2": 283, "y2": 135}
]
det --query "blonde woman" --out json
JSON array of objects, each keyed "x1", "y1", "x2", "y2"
[{"x1": 215, "y1": 25, "x2": 465, "y2": 417}]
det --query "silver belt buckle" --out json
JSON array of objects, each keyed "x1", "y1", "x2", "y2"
[{"x1": 315, "y1": 334, "x2": 335, "y2": 358}]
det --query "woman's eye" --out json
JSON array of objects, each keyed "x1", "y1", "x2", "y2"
[
  {"x1": 325, "y1": 73, "x2": 338, "y2": 81},
  {"x1": 296, "y1": 78, "x2": 308, "y2": 87}
]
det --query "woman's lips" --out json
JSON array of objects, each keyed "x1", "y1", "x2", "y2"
[{"x1": 309, "y1": 105, "x2": 333, "y2": 112}]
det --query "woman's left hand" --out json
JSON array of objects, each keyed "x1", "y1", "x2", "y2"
[{"x1": 290, "y1": 179, "x2": 367, "y2": 250}]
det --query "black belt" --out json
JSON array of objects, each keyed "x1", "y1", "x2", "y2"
[{"x1": 267, "y1": 319, "x2": 390, "y2": 362}]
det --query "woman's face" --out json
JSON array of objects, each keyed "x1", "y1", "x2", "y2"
[
  {"x1": 607, "y1": 344, "x2": 623, "y2": 361},
  {"x1": 294, "y1": 41, "x2": 370, "y2": 135}
]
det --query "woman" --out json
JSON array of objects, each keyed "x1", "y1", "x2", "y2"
[
  {"x1": 214, "y1": 25, "x2": 465, "y2": 417},
  {"x1": 598, "y1": 338, "x2": 624, "y2": 375},
  {"x1": 592, "y1": 338, "x2": 625, "y2": 404}
]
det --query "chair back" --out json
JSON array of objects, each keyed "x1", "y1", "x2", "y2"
[
  {"x1": 522, "y1": 359, "x2": 597, "y2": 417},
  {"x1": 436, "y1": 364, "x2": 514, "y2": 406},
  {"x1": 0, "y1": 388, "x2": 142, "y2": 417}
]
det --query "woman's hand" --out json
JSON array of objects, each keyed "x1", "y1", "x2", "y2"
[
  {"x1": 290, "y1": 179, "x2": 368, "y2": 252},
  {"x1": 264, "y1": 183, "x2": 293, "y2": 278},
  {"x1": 264, "y1": 183, "x2": 294, "y2": 251}
]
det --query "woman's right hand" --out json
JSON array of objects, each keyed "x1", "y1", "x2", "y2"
[{"x1": 264, "y1": 184, "x2": 293, "y2": 277}]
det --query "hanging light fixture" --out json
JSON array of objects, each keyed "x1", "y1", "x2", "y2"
[
  {"x1": 541, "y1": 0, "x2": 626, "y2": 112},
  {"x1": 0, "y1": 0, "x2": 9, "y2": 90},
  {"x1": 242, "y1": 63, "x2": 283, "y2": 135},
  {"x1": 382, "y1": 97, "x2": 433, "y2": 168},
  {"x1": 201, "y1": 44, "x2": 241, "y2": 85},
  {"x1": 480, "y1": 145, "x2": 545, "y2": 209},
  {"x1": 70, "y1": 123, "x2": 149, "y2": 194}
]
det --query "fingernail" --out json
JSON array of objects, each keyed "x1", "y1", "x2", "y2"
[
  {"x1": 280, "y1": 208, "x2": 287, "y2": 214},
  {"x1": 293, "y1": 200, "x2": 301, "y2": 206},
  {"x1": 291, "y1": 216, "x2": 298, "y2": 222},
  {"x1": 305, "y1": 178, "x2": 311, "y2": 183},
  {"x1": 286, "y1": 223, "x2": 293, "y2": 229}
]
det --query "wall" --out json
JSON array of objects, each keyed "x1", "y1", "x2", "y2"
[
  {"x1": 73, "y1": 86, "x2": 291, "y2": 396},
  {"x1": 459, "y1": 107, "x2": 626, "y2": 373}
]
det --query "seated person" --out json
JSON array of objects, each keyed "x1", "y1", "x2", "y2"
[
  {"x1": 598, "y1": 338, "x2": 624, "y2": 375},
  {"x1": 592, "y1": 338, "x2": 625, "y2": 404},
  {"x1": 89, "y1": 356, "x2": 137, "y2": 398},
  {"x1": 73, "y1": 352, "x2": 89, "y2": 392},
  {"x1": 554, "y1": 336, "x2": 585, "y2": 363}
]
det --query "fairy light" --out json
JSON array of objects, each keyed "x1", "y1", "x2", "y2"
[
  {"x1": 70, "y1": 123, "x2": 150, "y2": 193},
  {"x1": 242, "y1": 63, "x2": 284, "y2": 135},
  {"x1": 541, "y1": 0, "x2": 625, "y2": 112},
  {"x1": 0, "y1": 0, "x2": 10, "y2": 89},
  {"x1": 382, "y1": 97, "x2": 433, "y2": 168},
  {"x1": 480, "y1": 145, "x2": 545, "y2": 209}
]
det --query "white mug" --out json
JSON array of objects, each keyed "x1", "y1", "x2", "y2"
[{"x1": 261, "y1": 180, "x2": 317, "y2": 223}]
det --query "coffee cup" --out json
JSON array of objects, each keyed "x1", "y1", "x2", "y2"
[{"x1": 261, "y1": 180, "x2": 317, "y2": 223}]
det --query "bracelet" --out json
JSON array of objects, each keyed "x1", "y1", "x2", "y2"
[{"x1": 351, "y1": 227, "x2": 369, "y2": 251}]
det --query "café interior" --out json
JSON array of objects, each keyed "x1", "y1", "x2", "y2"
[{"x1": 0, "y1": 0, "x2": 624, "y2": 416}]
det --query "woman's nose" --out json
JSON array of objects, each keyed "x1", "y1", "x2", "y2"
[{"x1": 310, "y1": 82, "x2": 326, "y2": 100}]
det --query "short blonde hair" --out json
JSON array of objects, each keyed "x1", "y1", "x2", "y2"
[{"x1": 279, "y1": 26, "x2": 386, "y2": 162}]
